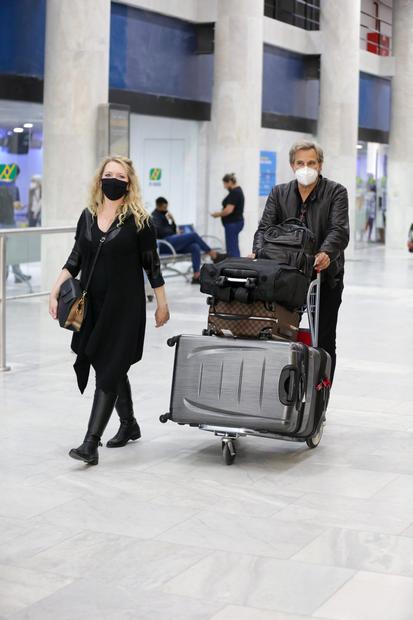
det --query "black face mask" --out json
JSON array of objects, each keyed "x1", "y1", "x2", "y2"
[{"x1": 101, "y1": 178, "x2": 128, "y2": 201}]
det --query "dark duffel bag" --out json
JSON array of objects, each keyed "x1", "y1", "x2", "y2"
[
  {"x1": 200, "y1": 258, "x2": 310, "y2": 310},
  {"x1": 206, "y1": 297, "x2": 300, "y2": 341},
  {"x1": 258, "y1": 218, "x2": 316, "y2": 278}
]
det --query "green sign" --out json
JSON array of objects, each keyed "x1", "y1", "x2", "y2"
[
  {"x1": 0, "y1": 163, "x2": 18, "y2": 182},
  {"x1": 149, "y1": 168, "x2": 162, "y2": 181}
]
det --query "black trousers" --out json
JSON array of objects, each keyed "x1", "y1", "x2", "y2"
[{"x1": 318, "y1": 276, "x2": 344, "y2": 382}]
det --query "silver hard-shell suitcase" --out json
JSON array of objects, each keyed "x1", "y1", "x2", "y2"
[
  {"x1": 160, "y1": 273, "x2": 331, "y2": 464},
  {"x1": 167, "y1": 336, "x2": 308, "y2": 435}
]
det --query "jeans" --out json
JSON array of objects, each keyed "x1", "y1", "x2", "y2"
[
  {"x1": 318, "y1": 275, "x2": 344, "y2": 382},
  {"x1": 164, "y1": 232, "x2": 211, "y2": 273},
  {"x1": 224, "y1": 220, "x2": 244, "y2": 257}
]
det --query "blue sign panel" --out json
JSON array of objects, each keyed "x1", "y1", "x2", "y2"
[
  {"x1": 260, "y1": 151, "x2": 277, "y2": 197},
  {"x1": 359, "y1": 72, "x2": 391, "y2": 132}
]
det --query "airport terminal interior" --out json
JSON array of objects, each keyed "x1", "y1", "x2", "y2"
[{"x1": 1, "y1": 0, "x2": 413, "y2": 619}]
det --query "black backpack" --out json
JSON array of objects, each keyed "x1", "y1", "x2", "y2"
[{"x1": 259, "y1": 218, "x2": 316, "y2": 278}]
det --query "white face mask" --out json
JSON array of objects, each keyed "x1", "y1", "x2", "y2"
[{"x1": 295, "y1": 166, "x2": 318, "y2": 187}]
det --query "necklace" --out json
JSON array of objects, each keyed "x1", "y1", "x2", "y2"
[{"x1": 97, "y1": 205, "x2": 124, "y2": 232}]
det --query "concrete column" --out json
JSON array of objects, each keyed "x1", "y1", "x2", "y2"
[
  {"x1": 207, "y1": 0, "x2": 264, "y2": 255},
  {"x1": 317, "y1": 0, "x2": 361, "y2": 255},
  {"x1": 386, "y1": 0, "x2": 413, "y2": 249},
  {"x1": 42, "y1": 0, "x2": 110, "y2": 285}
]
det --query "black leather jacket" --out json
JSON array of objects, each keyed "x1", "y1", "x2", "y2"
[
  {"x1": 253, "y1": 176, "x2": 349, "y2": 284},
  {"x1": 151, "y1": 209, "x2": 177, "y2": 239}
]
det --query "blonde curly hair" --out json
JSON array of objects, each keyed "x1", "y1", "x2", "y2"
[{"x1": 88, "y1": 156, "x2": 150, "y2": 230}]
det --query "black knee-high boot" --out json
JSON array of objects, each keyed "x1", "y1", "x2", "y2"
[
  {"x1": 106, "y1": 376, "x2": 141, "y2": 448},
  {"x1": 69, "y1": 389, "x2": 118, "y2": 465}
]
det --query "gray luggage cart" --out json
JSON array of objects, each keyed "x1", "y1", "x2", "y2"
[{"x1": 160, "y1": 272, "x2": 331, "y2": 465}]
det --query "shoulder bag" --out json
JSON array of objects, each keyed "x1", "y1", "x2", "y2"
[{"x1": 57, "y1": 234, "x2": 105, "y2": 332}]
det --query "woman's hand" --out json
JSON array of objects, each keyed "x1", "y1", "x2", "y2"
[
  {"x1": 49, "y1": 294, "x2": 58, "y2": 320},
  {"x1": 155, "y1": 304, "x2": 170, "y2": 328},
  {"x1": 210, "y1": 211, "x2": 221, "y2": 219}
]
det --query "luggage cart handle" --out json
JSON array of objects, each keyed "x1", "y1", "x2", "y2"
[{"x1": 307, "y1": 271, "x2": 321, "y2": 348}]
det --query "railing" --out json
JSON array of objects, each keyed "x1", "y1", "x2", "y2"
[
  {"x1": 0, "y1": 226, "x2": 225, "y2": 371},
  {"x1": 360, "y1": 3, "x2": 393, "y2": 56},
  {"x1": 0, "y1": 225, "x2": 75, "y2": 372}
]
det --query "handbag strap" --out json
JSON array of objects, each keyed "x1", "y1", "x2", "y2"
[
  {"x1": 83, "y1": 234, "x2": 106, "y2": 294},
  {"x1": 83, "y1": 217, "x2": 121, "y2": 294}
]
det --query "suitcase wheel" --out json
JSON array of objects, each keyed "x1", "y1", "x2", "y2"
[
  {"x1": 167, "y1": 336, "x2": 180, "y2": 347},
  {"x1": 306, "y1": 421, "x2": 325, "y2": 449},
  {"x1": 159, "y1": 413, "x2": 171, "y2": 424},
  {"x1": 222, "y1": 439, "x2": 237, "y2": 465},
  {"x1": 202, "y1": 328, "x2": 216, "y2": 336}
]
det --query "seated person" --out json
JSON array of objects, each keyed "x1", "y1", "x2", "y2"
[{"x1": 151, "y1": 196, "x2": 222, "y2": 284}]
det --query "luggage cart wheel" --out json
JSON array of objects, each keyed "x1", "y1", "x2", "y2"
[
  {"x1": 222, "y1": 439, "x2": 236, "y2": 465},
  {"x1": 306, "y1": 422, "x2": 324, "y2": 449}
]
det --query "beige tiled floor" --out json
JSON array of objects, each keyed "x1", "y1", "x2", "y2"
[{"x1": 1, "y1": 246, "x2": 413, "y2": 619}]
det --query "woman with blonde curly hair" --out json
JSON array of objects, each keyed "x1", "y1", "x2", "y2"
[{"x1": 49, "y1": 156, "x2": 169, "y2": 465}]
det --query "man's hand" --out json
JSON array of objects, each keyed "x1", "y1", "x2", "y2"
[
  {"x1": 248, "y1": 253, "x2": 256, "y2": 259},
  {"x1": 314, "y1": 252, "x2": 330, "y2": 271},
  {"x1": 210, "y1": 211, "x2": 221, "y2": 218}
]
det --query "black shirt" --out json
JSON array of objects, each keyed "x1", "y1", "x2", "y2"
[
  {"x1": 222, "y1": 186, "x2": 244, "y2": 225},
  {"x1": 88, "y1": 219, "x2": 110, "y2": 302},
  {"x1": 63, "y1": 209, "x2": 164, "y2": 394},
  {"x1": 151, "y1": 209, "x2": 177, "y2": 239},
  {"x1": 295, "y1": 179, "x2": 320, "y2": 225},
  {"x1": 0, "y1": 186, "x2": 15, "y2": 225}
]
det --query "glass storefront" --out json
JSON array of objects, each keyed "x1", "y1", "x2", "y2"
[
  {"x1": 356, "y1": 141, "x2": 388, "y2": 245},
  {"x1": 0, "y1": 100, "x2": 44, "y2": 292},
  {"x1": 0, "y1": 100, "x2": 43, "y2": 229}
]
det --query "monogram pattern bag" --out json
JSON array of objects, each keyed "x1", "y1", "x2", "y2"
[{"x1": 207, "y1": 297, "x2": 300, "y2": 341}]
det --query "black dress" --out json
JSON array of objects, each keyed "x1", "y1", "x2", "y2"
[{"x1": 63, "y1": 209, "x2": 164, "y2": 394}]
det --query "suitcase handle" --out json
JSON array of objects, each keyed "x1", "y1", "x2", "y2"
[
  {"x1": 217, "y1": 275, "x2": 257, "y2": 289},
  {"x1": 278, "y1": 365, "x2": 299, "y2": 406}
]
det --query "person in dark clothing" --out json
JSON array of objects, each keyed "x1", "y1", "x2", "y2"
[
  {"x1": 211, "y1": 173, "x2": 245, "y2": 257},
  {"x1": 49, "y1": 156, "x2": 169, "y2": 465},
  {"x1": 152, "y1": 196, "x2": 222, "y2": 285},
  {"x1": 0, "y1": 166, "x2": 31, "y2": 283},
  {"x1": 252, "y1": 141, "x2": 349, "y2": 380}
]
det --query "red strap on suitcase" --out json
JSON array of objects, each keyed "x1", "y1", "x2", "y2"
[{"x1": 316, "y1": 377, "x2": 332, "y2": 392}]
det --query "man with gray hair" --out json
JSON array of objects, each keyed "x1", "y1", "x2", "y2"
[{"x1": 252, "y1": 140, "x2": 349, "y2": 380}]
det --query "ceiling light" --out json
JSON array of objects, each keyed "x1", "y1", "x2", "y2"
[
  {"x1": 23, "y1": 123, "x2": 33, "y2": 128},
  {"x1": 13, "y1": 127, "x2": 24, "y2": 133},
  {"x1": 357, "y1": 144, "x2": 363, "y2": 149}
]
